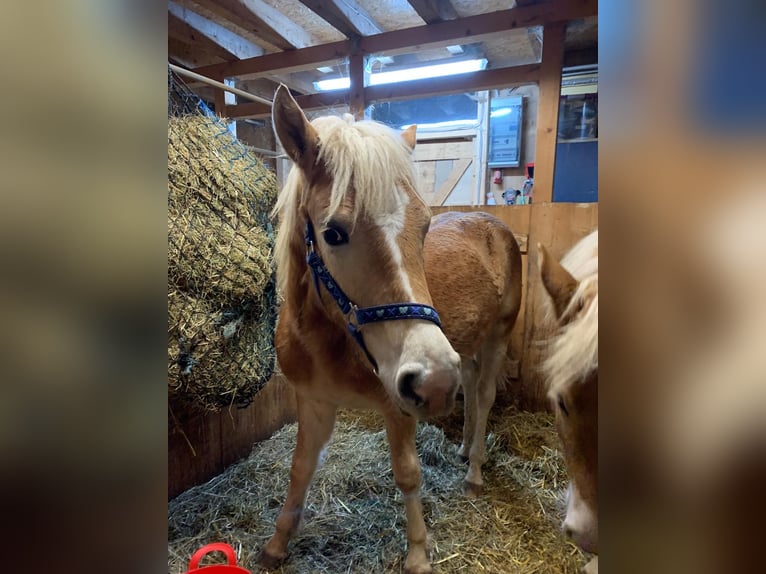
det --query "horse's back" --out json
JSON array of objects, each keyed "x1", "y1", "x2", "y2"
[{"x1": 424, "y1": 211, "x2": 522, "y2": 356}]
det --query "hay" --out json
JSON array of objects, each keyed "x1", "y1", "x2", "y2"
[
  {"x1": 168, "y1": 115, "x2": 275, "y2": 304},
  {"x1": 167, "y1": 106, "x2": 278, "y2": 410},
  {"x1": 168, "y1": 404, "x2": 586, "y2": 573},
  {"x1": 167, "y1": 288, "x2": 276, "y2": 410}
]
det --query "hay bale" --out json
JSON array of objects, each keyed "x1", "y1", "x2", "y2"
[
  {"x1": 167, "y1": 112, "x2": 278, "y2": 410},
  {"x1": 167, "y1": 288, "x2": 276, "y2": 409},
  {"x1": 168, "y1": 115, "x2": 275, "y2": 303},
  {"x1": 167, "y1": 406, "x2": 586, "y2": 573}
]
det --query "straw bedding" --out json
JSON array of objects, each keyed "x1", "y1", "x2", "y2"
[
  {"x1": 168, "y1": 402, "x2": 586, "y2": 573},
  {"x1": 167, "y1": 113, "x2": 278, "y2": 410}
]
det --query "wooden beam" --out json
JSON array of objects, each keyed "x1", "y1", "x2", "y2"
[
  {"x1": 225, "y1": 63, "x2": 540, "y2": 119},
  {"x1": 194, "y1": 0, "x2": 596, "y2": 79},
  {"x1": 227, "y1": 91, "x2": 350, "y2": 119},
  {"x1": 196, "y1": 40, "x2": 351, "y2": 80},
  {"x1": 168, "y1": 37, "x2": 225, "y2": 69},
  {"x1": 533, "y1": 22, "x2": 566, "y2": 203},
  {"x1": 168, "y1": 2, "x2": 264, "y2": 60},
  {"x1": 298, "y1": 0, "x2": 382, "y2": 38},
  {"x1": 407, "y1": 0, "x2": 458, "y2": 24},
  {"x1": 191, "y1": 0, "x2": 315, "y2": 50},
  {"x1": 348, "y1": 51, "x2": 366, "y2": 119},
  {"x1": 365, "y1": 63, "x2": 540, "y2": 102},
  {"x1": 168, "y1": 14, "x2": 238, "y2": 62},
  {"x1": 172, "y1": 0, "x2": 276, "y2": 51},
  {"x1": 214, "y1": 83, "x2": 227, "y2": 118},
  {"x1": 360, "y1": 0, "x2": 596, "y2": 57}
]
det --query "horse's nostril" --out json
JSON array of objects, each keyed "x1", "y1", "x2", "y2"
[{"x1": 398, "y1": 370, "x2": 424, "y2": 407}]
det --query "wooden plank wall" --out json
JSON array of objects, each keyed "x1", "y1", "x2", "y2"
[
  {"x1": 168, "y1": 374, "x2": 296, "y2": 498},
  {"x1": 431, "y1": 202, "x2": 598, "y2": 410}
]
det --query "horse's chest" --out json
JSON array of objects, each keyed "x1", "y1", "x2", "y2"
[{"x1": 275, "y1": 312, "x2": 386, "y2": 408}]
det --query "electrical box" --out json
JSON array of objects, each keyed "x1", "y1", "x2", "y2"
[{"x1": 487, "y1": 95, "x2": 523, "y2": 168}]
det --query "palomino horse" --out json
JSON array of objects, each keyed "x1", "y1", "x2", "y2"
[
  {"x1": 539, "y1": 230, "x2": 598, "y2": 573},
  {"x1": 260, "y1": 86, "x2": 522, "y2": 573}
]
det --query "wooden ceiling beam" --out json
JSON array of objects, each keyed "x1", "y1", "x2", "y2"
[
  {"x1": 190, "y1": 0, "x2": 315, "y2": 50},
  {"x1": 196, "y1": 40, "x2": 352, "y2": 80},
  {"x1": 298, "y1": 0, "x2": 383, "y2": 38},
  {"x1": 365, "y1": 63, "x2": 540, "y2": 102},
  {"x1": 361, "y1": 0, "x2": 595, "y2": 57},
  {"x1": 168, "y1": 14, "x2": 238, "y2": 62},
  {"x1": 168, "y1": 2, "x2": 264, "y2": 60},
  {"x1": 171, "y1": 0, "x2": 278, "y2": 51},
  {"x1": 168, "y1": 37, "x2": 225, "y2": 69},
  {"x1": 227, "y1": 91, "x2": 350, "y2": 119},
  {"x1": 195, "y1": 0, "x2": 595, "y2": 79},
  {"x1": 406, "y1": 0, "x2": 458, "y2": 25},
  {"x1": 225, "y1": 63, "x2": 540, "y2": 119}
]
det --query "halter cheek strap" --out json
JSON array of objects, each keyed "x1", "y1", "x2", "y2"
[{"x1": 305, "y1": 220, "x2": 442, "y2": 372}]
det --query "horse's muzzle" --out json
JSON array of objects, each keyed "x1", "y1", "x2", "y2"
[{"x1": 396, "y1": 361, "x2": 459, "y2": 418}]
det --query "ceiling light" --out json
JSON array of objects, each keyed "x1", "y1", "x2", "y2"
[{"x1": 313, "y1": 58, "x2": 488, "y2": 92}]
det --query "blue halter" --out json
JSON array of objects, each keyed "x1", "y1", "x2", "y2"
[{"x1": 305, "y1": 220, "x2": 442, "y2": 372}]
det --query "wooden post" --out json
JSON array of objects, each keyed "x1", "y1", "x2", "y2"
[
  {"x1": 212, "y1": 72, "x2": 227, "y2": 118},
  {"x1": 348, "y1": 50, "x2": 366, "y2": 120},
  {"x1": 532, "y1": 22, "x2": 566, "y2": 203}
]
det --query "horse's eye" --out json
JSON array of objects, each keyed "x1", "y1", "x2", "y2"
[
  {"x1": 322, "y1": 226, "x2": 348, "y2": 246},
  {"x1": 557, "y1": 395, "x2": 570, "y2": 417}
]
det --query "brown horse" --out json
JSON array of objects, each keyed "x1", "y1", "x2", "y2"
[
  {"x1": 539, "y1": 230, "x2": 598, "y2": 573},
  {"x1": 261, "y1": 86, "x2": 522, "y2": 573}
]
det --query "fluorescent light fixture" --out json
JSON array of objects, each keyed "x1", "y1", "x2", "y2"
[
  {"x1": 314, "y1": 76, "x2": 352, "y2": 91},
  {"x1": 316, "y1": 66, "x2": 334, "y2": 73},
  {"x1": 446, "y1": 45, "x2": 464, "y2": 54},
  {"x1": 313, "y1": 58, "x2": 488, "y2": 91}
]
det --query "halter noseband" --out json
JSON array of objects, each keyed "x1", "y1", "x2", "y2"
[{"x1": 305, "y1": 220, "x2": 442, "y2": 373}]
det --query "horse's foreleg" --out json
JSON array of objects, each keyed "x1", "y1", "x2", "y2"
[
  {"x1": 457, "y1": 358, "x2": 477, "y2": 465},
  {"x1": 385, "y1": 413, "x2": 432, "y2": 574},
  {"x1": 259, "y1": 395, "x2": 337, "y2": 569},
  {"x1": 464, "y1": 345, "x2": 504, "y2": 498}
]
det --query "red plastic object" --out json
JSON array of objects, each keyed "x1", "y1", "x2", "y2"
[{"x1": 186, "y1": 543, "x2": 251, "y2": 574}]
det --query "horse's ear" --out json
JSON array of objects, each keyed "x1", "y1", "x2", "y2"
[
  {"x1": 401, "y1": 125, "x2": 417, "y2": 151},
  {"x1": 272, "y1": 85, "x2": 318, "y2": 174},
  {"x1": 539, "y1": 243, "x2": 579, "y2": 319}
]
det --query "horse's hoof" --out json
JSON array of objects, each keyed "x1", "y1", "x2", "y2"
[
  {"x1": 462, "y1": 480, "x2": 483, "y2": 498},
  {"x1": 404, "y1": 563, "x2": 433, "y2": 574},
  {"x1": 454, "y1": 452, "x2": 469, "y2": 465},
  {"x1": 257, "y1": 548, "x2": 286, "y2": 570}
]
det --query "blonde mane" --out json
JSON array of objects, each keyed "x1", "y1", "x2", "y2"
[
  {"x1": 543, "y1": 230, "x2": 599, "y2": 396},
  {"x1": 272, "y1": 114, "x2": 416, "y2": 293}
]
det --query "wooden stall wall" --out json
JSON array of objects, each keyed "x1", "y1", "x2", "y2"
[
  {"x1": 169, "y1": 374, "x2": 296, "y2": 499},
  {"x1": 431, "y1": 202, "x2": 598, "y2": 411}
]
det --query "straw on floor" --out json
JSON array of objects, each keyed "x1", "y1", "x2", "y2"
[{"x1": 168, "y1": 403, "x2": 585, "y2": 573}]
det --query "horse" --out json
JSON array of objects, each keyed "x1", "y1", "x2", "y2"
[
  {"x1": 260, "y1": 85, "x2": 522, "y2": 574},
  {"x1": 538, "y1": 230, "x2": 598, "y2": 573}
]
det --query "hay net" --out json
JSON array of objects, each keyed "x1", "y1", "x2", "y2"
[{"x1": 167, "y1": 68, "x2": 277, "y2": 411}]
